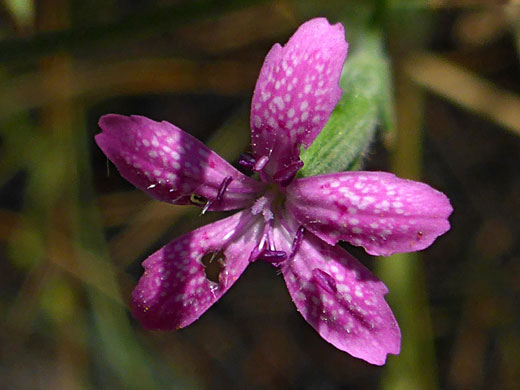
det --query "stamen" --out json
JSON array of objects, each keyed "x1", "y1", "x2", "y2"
[
  {"x1": 312, "y1": 269, "x2": 337, "y2": 294},
  {"x1": 259, "y1": 250, "x2": 287, "y2": 263},
  {"x1": 253, "y1": 155, "x2": 269, "y2": 171},
  {"x1": 248, "y1": 234, "x2": 267, "y2": 262},
  {"x1": 273, "y1": 160, "x2": 304, "y2": 187},
  {"x1": 238, "y1": 153, "x2": 256, "y2": 169},
  {"x1": 201, "y1": 201, "x2": 211, "y2": 215},
  {"x1": 249, "y1": 247, "x2": 262, "y2": 262},
  {"x1": 251, "y1": 196, "x2": 268, "y2": 215},
  {"x1": 216, "y1": 176, "x2": 233, "y2": 202},
  {"x1": 289, "y1": 226, "x2": 305, "y2": 259}
]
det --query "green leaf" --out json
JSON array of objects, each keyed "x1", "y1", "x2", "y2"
[
  {"x1": 299, "y1": 30, "x2": 393, "y2": 177},
  {"x1": 2, "y1": 0, "x2": 34, "y2": 29}
]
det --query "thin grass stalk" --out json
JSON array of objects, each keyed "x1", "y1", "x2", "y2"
[{"x1": 377, "y1": 62, "x2": 438, "y2": 390}]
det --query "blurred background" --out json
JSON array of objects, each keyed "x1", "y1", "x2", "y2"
[{"x1": 1, "y1": 0, "x2": 519, "y2": 389}]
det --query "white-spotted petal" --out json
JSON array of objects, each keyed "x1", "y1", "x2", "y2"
[
  {"x1": 97, "y1": 114, "x2": 265, "y2": 211},
  {"x1": 131, "y1": 210, "x2": 264, "y2": 330},
  {"x1": 273, "y1": 220, "x2": 400, "y2": 365},
  {"x1": 250, "y1": 18, "x2": 348, "y2": 177},
  {"x1": 286, "y1": 172, "x2": 453, "y2": 256}
]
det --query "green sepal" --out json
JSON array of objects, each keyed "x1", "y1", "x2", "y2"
[{"x1": 299, "y1": 30, "x2": 393, "y2": 177}]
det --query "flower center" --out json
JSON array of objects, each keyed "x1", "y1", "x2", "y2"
[
  {"x1": 249, "y1": 187, "x2": 305, "y2": 265},
  {"x1": 273, "y1": 160, "x2": 304, "y2": 187},
  {"x1": 238, "y1": 154, "x2": 303, "y2": 187}
]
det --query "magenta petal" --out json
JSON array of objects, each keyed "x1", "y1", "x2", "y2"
[
  {"x1": 131, "y1": 210, "x2": 263, "y2": 330},
  {"x1": 96, "y1": 114, "x2": 264, "y2": 211},
  {"x1": 250, "y1": 18, "x2": 348, "y2": 177},
  {"x1": 273, "y1": 222, "x2": 400, "y2": 365},
  {"x1": 286, "y1": 172, "x2": 453, "y2": 256}
]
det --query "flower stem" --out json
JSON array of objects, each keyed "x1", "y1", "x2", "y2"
[{"x1": 377, "y1": 52, "x2": 438, "y2": 390}]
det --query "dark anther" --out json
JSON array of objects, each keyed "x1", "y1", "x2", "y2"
[
  {"x1": 238, "y1": 153, "x2": 256, "y2": 170},
  {"x1": 190, "y1": 193, "x2": 211, "y2": 215},
  {"x1": 190, "y1": 193, "x2": 208, "y2": 206},
  {"x1": 289, "y1": 226, "x2": 305, "y2": 259},
  {"x1": 258, "y1": 249, "x2": 287, "y2": 263},
  {"x1": 273, "y1": 160, "x2": 304, "y2": 187},
  {"x1": 217, "y1": 176, "x2": 233, "y2": 202},
  {"x1": 201, "y1": 251, "x2": 226, "y2": 283},
  {"x1": 312, "y1": 268, "x2": 337, "y2": 294}
]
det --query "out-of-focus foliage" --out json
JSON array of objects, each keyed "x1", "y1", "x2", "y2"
[{"x1": 2, "y1": 0, "x2": 34, "y2": 30}]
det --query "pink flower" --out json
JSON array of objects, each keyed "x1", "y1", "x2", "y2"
[{"x1": 95, "y1": 18, "x2": 452, "y2": 365}]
